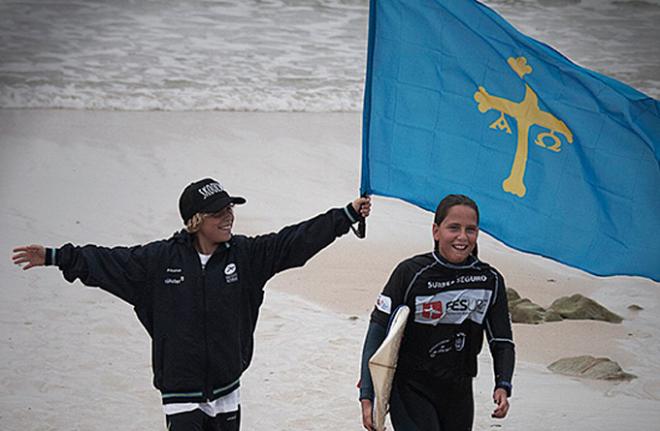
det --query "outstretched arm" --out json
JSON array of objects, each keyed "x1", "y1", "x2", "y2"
[
  {"x1": 13, "y1": 242, "x2": 151, "y2": 306},
  {"x1": 247, "y1": 196, "x2": 372, "y2": 284}
]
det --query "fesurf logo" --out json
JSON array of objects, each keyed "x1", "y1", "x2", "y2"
[{"x1": 415, "y1": 289, "x2": 493, "y2": 325}]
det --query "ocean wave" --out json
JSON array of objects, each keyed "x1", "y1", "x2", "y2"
[
  {"x1": 0, "y1": 0, "x2": 657, "y2": 111},
  {"x1": 0, "y1": 85, "x2": 365, "y2": 112}
]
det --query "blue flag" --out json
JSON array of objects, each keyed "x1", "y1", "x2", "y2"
[{"x1": 360, "y1": 0, "x2": 660, "y2": 281}]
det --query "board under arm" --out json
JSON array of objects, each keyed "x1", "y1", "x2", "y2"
[{"x1": 358, "y1": 320, "x2": 387, "y2": 400}]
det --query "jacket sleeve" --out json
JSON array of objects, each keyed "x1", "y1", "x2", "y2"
[
  {"x1": 55, "y1": 242, "x2": 151, "y2": 306},
  {"x1": 485, "y1": 268, "x2": 515, "y2": 396},
  {"x1": 246, "y1": 204, "x2": 360, "y2": 286}
]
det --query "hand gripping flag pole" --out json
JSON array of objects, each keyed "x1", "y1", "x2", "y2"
[{"x1": 357, "y1": 194, "x2": 367, "y2": 239}]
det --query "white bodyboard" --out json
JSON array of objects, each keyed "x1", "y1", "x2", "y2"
[{"x1": 368, "y1": 305, "x2": 410, "y2": 431}]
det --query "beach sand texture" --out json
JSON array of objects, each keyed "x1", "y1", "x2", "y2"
[{"x1": 1, "y1": 110, "x2": 659, "y2": 430}]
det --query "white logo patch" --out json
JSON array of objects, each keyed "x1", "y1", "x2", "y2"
[
  {"x1": 376, "y1": 294, "x2": 392, "y2": 314},
  {"x1": 415, "y1": 289, "x2": 492, "y2": 326},
  {"x1": 224, "y1": 263, "x2": 237, "y2": 275},
  {"x1": 224, "y1": 263, "x2": 238, "y2": 283}
]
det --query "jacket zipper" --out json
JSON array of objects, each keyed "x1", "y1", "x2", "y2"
[{"x1": 201, "y1": 265, "x2": 211, "y2": 401}]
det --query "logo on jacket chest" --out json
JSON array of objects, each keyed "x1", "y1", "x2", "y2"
[
  {"x1": 224, "y1": 263, "x2": 238, "y2": 283},
  {"x1": 164, "y1": 267, "x2": 185, "y2": 285},
  {"x1": 428, "y1": 332, "x2": 466, "y2": 358},
  {"x1": 415, "y1": 289, "x2": 492, "y2": 326}
]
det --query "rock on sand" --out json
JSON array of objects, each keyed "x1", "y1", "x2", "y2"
[
  {"x1": 548, "y1": 355, "x2": 636, "y2": 381},
  {"x1": 548, "y1": 294, "x2": 623, "y2": 323}
]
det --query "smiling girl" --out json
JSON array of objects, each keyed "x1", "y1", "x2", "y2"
[{"x1": 358, "y1": 194, "x2": 515, "y2": 431}]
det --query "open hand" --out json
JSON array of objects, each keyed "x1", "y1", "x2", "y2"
[{"x1": 12, "y1": 245, "x2": 46, "y2": 270}]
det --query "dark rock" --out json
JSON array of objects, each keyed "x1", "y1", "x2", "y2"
[
  {"x1": 509, "y1": 298, "x2": 547, "y2": 324},
  {"x1": 548, "y1": 355, "x2": 636, "y2": 381},
  {"x1": 507, "y1": 289, "x2": 564, "y2": 324},
  {"x1": 543, "y1": 309, "x2": 563, "y2": 322},
  {"x1": 548, "y1": 294, "x2": 622, "y2": 323},
  {"x1": 506, "y1": 288, "x2": 521, "y2": 303}
]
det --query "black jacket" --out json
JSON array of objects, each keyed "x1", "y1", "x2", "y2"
[
  {"x1": 55, "y1": 205, "x2": 360, "y2": 404},
  {"x1": 364, "y1": 251, "x2": 515, "y2": 397}
]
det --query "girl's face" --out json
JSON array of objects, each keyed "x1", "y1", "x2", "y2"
[{"x1": 433, "y1": 204, "x2": 479, "y2": 264}]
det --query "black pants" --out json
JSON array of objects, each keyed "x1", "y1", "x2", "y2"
[
  {"x1": 166, "y1": 408, "x2": 240, "y2": 431},
  {"x1": 390, "y1": 374, "x2": 474, "y2": 431}
]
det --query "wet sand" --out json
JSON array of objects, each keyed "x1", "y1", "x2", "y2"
[{"x1": 1, "y1": 109, "x2": 658, "y2": 430}]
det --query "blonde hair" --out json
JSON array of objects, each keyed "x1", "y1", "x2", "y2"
[{"x1": 185, "y1": 213, "x2": 208, "y2": 233}]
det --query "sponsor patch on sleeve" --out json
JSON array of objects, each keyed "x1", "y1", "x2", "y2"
[{"x1": 375, "y1": 294, "x2": 392, "y2": 314}]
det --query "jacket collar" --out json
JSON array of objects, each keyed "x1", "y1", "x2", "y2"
[
  {"x1": 173, "y1": 229, "x2": 233, "y2": 253},
  {"x1": 431, "y1": 250, "x2": 479, "y2": 269}
]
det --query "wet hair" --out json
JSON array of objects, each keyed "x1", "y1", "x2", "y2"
[
  {"x1": 433, "y1": 194, "x2": 480, "y2": 258},
  {"x1": 185, "y1": 213, "x2": 207, "y2": 233},
  {"x1": 434, "y1": 194, "x2": 479, "y2": 225}
]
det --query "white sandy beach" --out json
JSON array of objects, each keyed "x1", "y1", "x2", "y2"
[{"x1": 1, "y1": 109, "x2": 659, "y2": 430}]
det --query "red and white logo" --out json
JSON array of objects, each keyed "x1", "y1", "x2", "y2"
[
  {"x1": 376, "y1": 294, "x2": 392, "y2": 314},
  {"x1": 421, "y1": 301, "x2": 444, "y2": 320},
  {"x1": 415, "y1": 289, "x2": 492, "y2": 326}
]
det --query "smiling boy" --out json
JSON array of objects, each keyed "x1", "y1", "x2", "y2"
[{"x1": 13, "y1": 177, "x2": 371, "y2": 431}]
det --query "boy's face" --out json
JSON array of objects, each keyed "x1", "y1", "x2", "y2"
[{"x1": 198, "y1": 204, "x2": 235, "y2": 244}]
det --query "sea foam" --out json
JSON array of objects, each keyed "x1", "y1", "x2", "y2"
[{"x1": 0, "y1": 0, "x2": 657, "y2": 111}]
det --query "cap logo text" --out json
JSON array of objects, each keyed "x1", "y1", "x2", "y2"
[{"x1": 198, "y1": 182, "x2": 224, "y2": 199}]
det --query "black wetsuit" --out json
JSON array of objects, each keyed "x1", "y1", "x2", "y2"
[{"x1": 360, "y1": 251, "x2": 515, "y2": 431}]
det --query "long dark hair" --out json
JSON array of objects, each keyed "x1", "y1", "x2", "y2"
[{"x1": 433, "y1": 194, "x2": 480, "y2": 258}]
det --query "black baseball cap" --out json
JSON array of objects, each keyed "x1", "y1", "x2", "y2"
[{"x1": 179, "y1": 178, "x2": 246, "y2": 222}]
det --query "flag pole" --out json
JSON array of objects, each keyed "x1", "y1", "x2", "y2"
[{"x1": 357, "y1": 193, "x2": 367, "y2": 239}]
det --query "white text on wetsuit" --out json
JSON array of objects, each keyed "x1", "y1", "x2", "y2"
[{"x1": 427, "y1": 275, "x2": 487, "y2": 290}]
